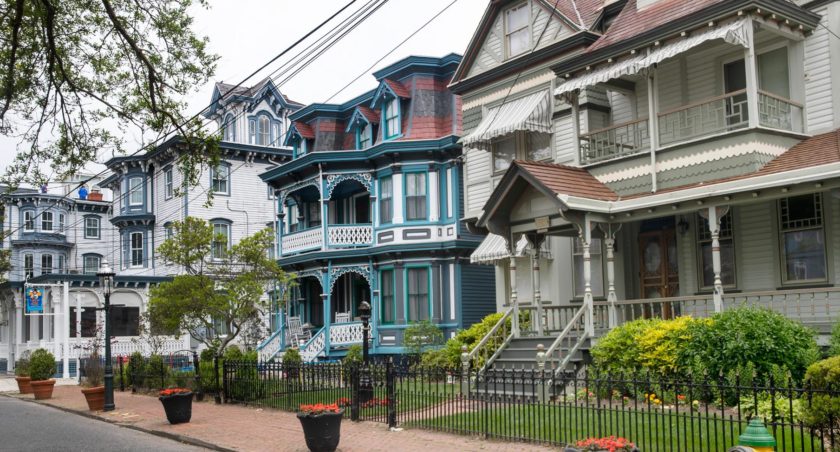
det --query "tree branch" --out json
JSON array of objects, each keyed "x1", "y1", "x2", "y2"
[{"x1": 0, "y1": 0, "x2": 26, "y2": 122}]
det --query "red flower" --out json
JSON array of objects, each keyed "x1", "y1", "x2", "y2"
[
  {"x1": 159, "y1": 388, "x2": 191, "y2": 397},
  {"x1": 576, "y1": 436, "x2": 636, "y2": 452},
  {"x1": 299, "y1": 403, "x2": 341, "y2": 415}
]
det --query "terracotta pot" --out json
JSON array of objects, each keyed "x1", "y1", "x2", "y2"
[
  {"x1": 15, "y1": 376, "x2": 32, "y2": 394},
  {"x1": 81, "y1": 386, "x2": 105, "y2": 411},
  {"x1": 87, "y1": 191, "x2": 103, "y2": 201},
  {"x1": 30, "y1": 379, "x2": 56, "y2": 400}
]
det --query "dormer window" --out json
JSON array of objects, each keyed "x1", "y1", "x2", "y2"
[
  {"x1": 294, "y1": 139, "x2": 308, "y2": 157},
  {"x1": 258, "y1": 115, "x2": 270, "y2": 145},
  {"x1": 505, "y1": 3, "x2": 530, "y2": 58},
  {"x1": 223, "y1": 114, "x2": 236, "y2": 141},
  {"x1": 249, "y1": 113, "x2": 280, "y2": 146},
  {"x1": 358, "y1": 123, "x2": 372, "y2": 149},
  {"x1": 385, "y1": 98, "x2": 400, "y2": 139}
]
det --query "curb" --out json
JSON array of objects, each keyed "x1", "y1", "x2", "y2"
[{"x1": 2, "y1": 394, "x2": 235, "y2": 452}]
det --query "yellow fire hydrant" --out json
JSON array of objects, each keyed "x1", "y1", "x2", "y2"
[{"x1": 734, "y1": 418, "x2": 777, "y2": 452}]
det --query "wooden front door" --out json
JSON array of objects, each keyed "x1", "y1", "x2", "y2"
[{"x1": 639, "y1": 228, "x2": 679, "y2": 318}]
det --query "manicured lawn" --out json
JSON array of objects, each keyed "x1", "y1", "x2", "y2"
[{"x1": 406, "y1": 403, "x2": 825, "y2": 451}]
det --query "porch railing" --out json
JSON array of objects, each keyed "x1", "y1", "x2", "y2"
[
  {"x1": 327, "y1": 224, "x2": 373, "y2": 248},
  {"x1": 465, "y1": 306, "x2": 513, "y2": 372},
  {"x1": 25, "y1": 336, "x2": 186, "y2": 360},
  {"x1": 257, "y1": 328, "x2": 284, "y2": 362},
  {"x1": 543, "y1": 303, "x2": 589, "y2": 378},
  {"x1": 300, "y1": 327, "x2": 327, "y2": 362},
  {"x1": 658, "y1": 89, "x2": 748, "y2": 147},
  {"x1": 521, "y1": 304, "x2": 580, "y2": 335},
  {"x1": 329, "y1": 321, "x2": 365, "y2": 346},
  {"x1": 758, "y1": 90, "x2": 804, "y2": 133},
  {"x1": 579, "y1": 118, "x2": 650, "y2": 165},
  {"x1": 281, "y1": 227, "x2": 323, "y2": 255}
]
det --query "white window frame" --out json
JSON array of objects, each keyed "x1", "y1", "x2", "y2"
[
  {"x1": 504, "y1": 2, "x2": 531, "y2": 59},
  {"x1": 130, "y1": 232, "x2": 144, "y2": 268},
  {"x1": 224, "y1": 114, "x2": 236, "y2": 142},
  {"x1": 128, "y1": 176, "x2": 144, "y2": 206},
  {"x1": 358, "y1": 123, "x2": 372, "y2": 149},
  {"x1": 41, "y1": 211, "x2": 53, "y2": 232},
  {"x1": 83, "y1": 255, "x2": 101, "y2": 275},
  {"x1": 379, "y1": 177, "x2": 393, "y2": 224},
  {"x1": 23, "y1": 210, "x2": 34, "y2": 232},
  {"x1": 85, "y1": 216, "x2": 101, "y2": 239},
  {"x1": 405, "y1": 173, "x2": 427, "y2": 221},
  {"x1": 57, "y1": 255, "x2": 65, "y2": 273},
  {"x1": 57, "y1": 213, "x2": 65, "y2": 233},
  {"x1": 258, "y1": 115, "x2": 270, "y2": 146},
  {"x1": 211, "y1": 222, "x2": 231, "y2": 260},
  {"x1": 211, "y1": 164, "x2": 230, "y2": 195},
  {"x1": 385, "y1": 98, "x2": 400, "y2": 138},
  {"x1": 41, "y1": 254, "x2": 53, "y2": 275},
  {"x1": 164, "y1": 167, "x2": 174, "y2": 199},
  {"x1": 24, "y1": 253, "x2": 34, "y2": 279}
]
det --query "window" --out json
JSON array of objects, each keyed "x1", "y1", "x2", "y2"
[
  {"x1": 85, "y1": 216, "x2": 100, "y2": 239},
  {"x1": 223, "y1": 114, "x2": 236, "y2": 141},
  {"x1": 83, "y1": 255, "x2": 101, "y2": 275},
  {"x1": 24, "y1": 254, "x2": 33, "y2": 279},
  {"x1": 573, "y1": 238, "x2": 605, "y2": 298},
  {"x1": 308, "y1": 202, "x2": 321, "y2": 228},
  {"x1": 505, "y1": 3, "x2": 530, "y2": 58},
  {"x1": 248, "y1": 118, "x2": 256, "y2": 144},
  {"x1": 164, "y1": 224, "x2": 174, "y2": 241},
  {"x1": 385, "y1": 98, "x2": 400, "y2": 138},
  {"x1": 405, "y1": 173, "x2": 427, "y2": 221},
  {"x1": 527, "y1": 133, "x2": 552, "y2": 162},
  {"x1": 41, "y1": 254, "x2": 53, "y2": 275},
  {"x1": 288, "y1": 204, "x2": 300, "y2": 233},
  {"x1": 57, "y1": 255, "x2": 65, "y2": 273},
  {"x1": 258, "y1": 115, "x2": 270, "y2": 145},
  {"x1": 41, "y1": 211, "x2": 53, "y2": 232},
  {"x1": 358, "y1": 123, "x2": 372, "y2": 149},
  {"x1": 380, "y1": 177, "x2": 393, "y2": 224},
  {"x1": 272, "y1": 123, "x2": 281, "y2": 147},
  {"x1": 69, "y1": 307, "x2": 97, "y2": 338},
  {"x1": 108, "y1": 306, "x2": 140, "y2": 336},
  {"x1": 23, "y1": 211, "x2": 34, "y2": 232},
  {"x1": 164, "y1": 167, "x2": 174, "y2": 199},
  {"x1": 211, "y1": 164, "x2": 230, "y2": 195},
  {"x1": 780, "y1": 194, "x2": 826, "y2": 283},
  {"x1": 57, "y1": 213, "x2": 65, "y2": 233},
  {"x1": 493, "y1": 136, "x2": 516, "y2": 174},
  {"x1": 128, "y1": 176, "x2": 143, "y2": 206},
  {"x1": 130, "y1": 232, "x2": 144, "y2": 267},
  {"x1": 211, "y1": 222, "x2": 230, "y2": 260},
  {"x1": 698, "y1": 212, "x2": 736, "y2": 288},
  {"x1": 267, "y1": 186, "x2": 276, "y2": 199},
  {"x1": 406, "y1": 267, "x2": 430, "y2": 321},
  {"x1": 380, "y1": 269, "x2": 395, "y2": 324},
  {"x1": 758, "y1": 47, "x2": 790, "y2": 98}
]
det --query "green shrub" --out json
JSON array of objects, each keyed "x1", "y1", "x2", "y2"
[
  {"x1": 829, "y1": 322, "x2": 840, "y2": 357},
  {"x1": 802, "y1": 356, "x2": 840, "y2": 435},
  {"x1": 282, "y1": 347, "x2": 302, "y2": 367},
  {"x1": 14, "y1": 351, "x2": 30, "y2": 377},
  {"x1": 127, "y1": 352, "x2": 145, "y2": 388},
  {"x1": 228, "y1": 349, "x2": 263, "y2": 401},
  {"x1": 683, "y1": 307, "x2": 819, "y2": 382},
  {"x1": 200, "y1": 347, "x2": 217, "y2": 362},
  {"x1": 592, "y1": 318, "x2": 662, "y2": 375},
  {"x1": 344, "y1": 344, "x2": 363, "y2": 367},
  {"x1": 29, "y1": 349, "x2": 56, "y2": 381},
  {"x1": 404, "y1": 320, "x2": 444, "y2": 356},
  {"x1": 144, "y1": 354, "x2": 169, "y2": 388},
  {"x1": 223, "y1": 345, "x2": 243, "y2": 361},
  {"x1": 83, "y1": 352, "x2": 104, "y2": 387}
]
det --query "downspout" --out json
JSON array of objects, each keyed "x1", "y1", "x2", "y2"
[{"x1": 226, "y1": 200, "x2": 249, "y2": 237}]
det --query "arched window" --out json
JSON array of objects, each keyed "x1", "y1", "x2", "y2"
[
  {"x1": 258, "y1": 115, "x2": 270, "y2": 145},
  {"x1": 224, "y1": 114, "x2": 236, "y2": 142}
]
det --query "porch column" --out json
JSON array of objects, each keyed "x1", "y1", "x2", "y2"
[
  {"x1": 744, "y1": 17, "x2": 759, "y2": 129},
  {"x1": 321, "y1": 177, "x2": 329, "y2": 251},
  {"x1": 570, "y1": 92, "x2": 582, "y2": 165},
  {"x1": 605, "y1": 237, "x2": 618, "y2": 329},
  {"x1": 428, "y1": 168, "x2": 440, "y2": 222},
  {"x1": 705, "y1": 206, "x2": 730, "y2": 313},
  {"x1": 532, "y1": 236, "x2": 544, "y2": 336},
  {"x1": 509, "y1": 255, "x2": 519, "y2": 338},
  {"x1": 277, "y1": 212, "x2": 285, "y2": 256},
  {"x1": 62, "y1": 282, "x2": 70, "y2": 378},
  {"x1": 14, "y1": 300, "x2": 22, "y2": 351},
  {"x1": 647, "y1": 66, "x2": 660, "y2": 192},
  {"x1": 579, "y1": 216, "x2": 595, "y2": 336}
]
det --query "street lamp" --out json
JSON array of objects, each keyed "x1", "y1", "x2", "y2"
[
  {"x1": 357, "y1": 301, "x2": 372, "y2": 403},
  {"x1": 97, "y1": 259, "x2": 116, "y2": 412}
]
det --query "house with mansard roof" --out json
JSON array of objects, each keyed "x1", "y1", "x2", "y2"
[
  {"x1": 256, "y1": 54, "x2": 496, "y2": 362},
  {"x1": 454, "y1": 0, "x2": 840, "y2": 377}
]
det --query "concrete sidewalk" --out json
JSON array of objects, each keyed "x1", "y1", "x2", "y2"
[{"x1": 4, "y1": 385, "x2": 554, "y2": 452}]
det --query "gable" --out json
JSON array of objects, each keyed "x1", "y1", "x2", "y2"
[{"x1": 464, "y1": 0, "x2": 578, "y2": 79}]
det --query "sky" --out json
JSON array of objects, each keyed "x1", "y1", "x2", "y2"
[{"x1": 0, "y1": 0, "x2": 488, "y2": 181}]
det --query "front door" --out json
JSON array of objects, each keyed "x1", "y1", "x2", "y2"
[{"x1": 639, "y1": 227, "x2": 679, "y2": 318}]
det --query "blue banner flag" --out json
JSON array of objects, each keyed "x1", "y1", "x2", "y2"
[{"x1": 25, "y1": 287, "x2": 43, "y2": 314}]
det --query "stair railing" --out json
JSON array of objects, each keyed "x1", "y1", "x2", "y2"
[
  {"x1": 543, "y1": 303, "x2": 590, "y2": 379},
  {"x1": 466, "y1": 306, "x2": 514, "y2": 373}
]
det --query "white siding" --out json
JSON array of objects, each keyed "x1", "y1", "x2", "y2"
[{"x1": 804, "y1": 5, "x2": 835, "y2": 133}]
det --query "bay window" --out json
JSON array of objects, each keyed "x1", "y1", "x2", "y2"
[
  {"x1": 405, "y1": 173, "x2": 426, "y2": 221},
  {"x1": 23, "y1": 210, "x2": 34, "y2": 232},
  {"x1": 380, "y1": 177, "x2": 393, "y2": 224},
  {"x1": 130, "y1": 232, "x2": 144, "y2": 267},
  {"x1": 128, "y1": 176, "x2": 143, "y2": 206},
  {"x1": 41, "y1": 211, "x2": 53, "y2": 232},
  {"x1": 41, "y1": 254, "x2": 53, "y2": 275},
  {"x1": 406, "y1": 267, "x2": 429, "y2": 321},
  {"x1": 380, "y1": 269, "x2": 395, "y2": 324}
]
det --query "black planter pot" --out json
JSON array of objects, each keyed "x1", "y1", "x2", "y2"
[
  {"x1": 159, "y1": 392, "x2": 193, "y2": 424},
  {"x1": 296, "y1": 410, "x2": 343, "y2": 452}
]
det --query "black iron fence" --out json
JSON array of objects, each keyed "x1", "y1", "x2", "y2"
[{"x1": 221, "y1": 360, "x2": 840, "y2": 451}]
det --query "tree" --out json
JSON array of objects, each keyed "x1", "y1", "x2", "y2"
[
  {"x1": 0, "y1": 0, "x2": 219, "y2": 188},
  {"x1": 148, "y1": 217, "x2": 293, "y2": 356}
]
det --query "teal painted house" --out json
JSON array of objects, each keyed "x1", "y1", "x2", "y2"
[{"x1": 257, "y1": 54, "x2": 495, "y2": 361}]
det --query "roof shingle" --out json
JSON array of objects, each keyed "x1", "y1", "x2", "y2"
[
  {"x1": 292, "y1": 121, "x2": 315, "y2": 139},
  {"x1": 515, "y1": 160, "x2": 619, "y2": 201}
]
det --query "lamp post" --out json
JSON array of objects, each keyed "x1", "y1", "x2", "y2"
[
  {"x1": 97, "y1": 259, "x2": 116, "y2": 412},
  {"x1": 358, "y1": 301, "x2": 372, "y2": 403}
]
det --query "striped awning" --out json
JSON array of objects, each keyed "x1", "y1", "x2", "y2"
[
  {"x1": 555, "y1": 18, "x2": 750, "y2": 97},
  {"x1": 461, "y1": 90, "x2": 551, "y2": 147},
  {"x1": 470, "y1": 234, "x2": 551, "y2": 264}
]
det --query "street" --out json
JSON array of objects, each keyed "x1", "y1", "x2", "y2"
[{"x1": 0, "y1": 396, "x2": 207, "y2": 452}]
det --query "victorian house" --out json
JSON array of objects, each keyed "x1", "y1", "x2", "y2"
[
  {"x1": 456, "y1": 0, "x2": 840, "y2": 372},
  {"x1": 257, "y1": 54, "x2": 496, "y2": 361}
]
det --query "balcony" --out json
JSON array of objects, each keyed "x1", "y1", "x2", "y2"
[
  {"x1": 579, "y1": 90, "x2": 804, "y2": 165},
  {"x1": 281, "y1": 227, "x2": 323, "y2": 255},
  {"x1": 327, "y1": 224, "x2": 373, "y2": 248}
]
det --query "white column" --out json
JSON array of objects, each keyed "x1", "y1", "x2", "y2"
[
  {"x1": 744, "y1": 17, "x2": 759, "y2": 129},
  {"x1": 647, "y1": 68, "x2": 660, "y2": 192},
  {"x1": 580, "y1": 216, "x2": 594, "y2": 336},
  {"x1": 706, "y1": 206, "x2": 728, "y2": 313},
  {"x1": 532, "y1": 249, "x2": 544, "y2": 336},
  {"x1": 605, "y1": 236, "x2": 618, "y2": 328},
  {"x1": 62, "y1": 282, "x2": 70, "y2": 378},
  {"x1": 571, "y1": 93, "x2": 582, "y2": 165},
  {"x1": 510, "y1": 255, "x2": 519, "y2": 338},
  {"x1": 428, "y1": 169, "x2": 440, "y2": 222},
  {"x1": 446, "y1": 168, "x2": 454, "y2": 219},
  {"x1": 14, "y1": 302, "x2": 22, "y2": 358},
  {"x1": 76, "y1": 293, "x2": 81, "y2": 377},
  {"x1": 392, "y1": 172, "x2": 404, "y2": 224}
]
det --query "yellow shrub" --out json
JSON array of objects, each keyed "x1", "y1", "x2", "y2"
[{"x1": 636, "y1": 316, "x2": 711, "y2": 375}]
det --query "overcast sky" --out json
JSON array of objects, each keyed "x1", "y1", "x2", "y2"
[{"x1": 0, "y1": 0, "x2": 487, "y2": 181}]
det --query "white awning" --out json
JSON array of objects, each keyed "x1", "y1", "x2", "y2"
[
  {"x1": 461, "y1": 90, "x2": 551, "y2": 147},
  {"x1": 555, "y1": 19, "x2": 750, "y2": 97},
  {"x1": 470, "y1": 234, "x2": 551, "y2": 264}
]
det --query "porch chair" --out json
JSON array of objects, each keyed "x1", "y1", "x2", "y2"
[
  {"x1": 286, "y1": 316, "x2": 312, "y2": 345},
  {"x1": 334, "y1": 312, "x2": 351, "y2": 323}
]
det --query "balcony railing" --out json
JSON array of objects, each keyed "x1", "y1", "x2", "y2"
[
  {"x1": 281, "y1": 227, "x2": 323, "y2": 255},
  {"x1": 758, "y1": 90, "x2": 804, "y2": 133},
  {"x1": 327, "y1": 224, "x2": 373, "y2": 248},
  {"x1": 658, "y1": 89, "x2": 748, "y2": 147},
  {"x1": 579, "y1": 118, "x2": 650, "y2": 165}
]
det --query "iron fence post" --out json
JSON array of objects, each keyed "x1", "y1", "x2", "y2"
[
  {"x1": 386, "y1": 358, "x2": 396, "y2": 429},
  {"x1": 193, "y1": 351, "x2": 203, "y2": 402},
  {"x1": 214, "y1": 356, "x2": 221, "y2": 404},
  {"x1": 222, "y1": 359, "x2": 229, "y2": 404},
  {"x1": 350, "y1": 364, "x2": 360, "y2": 421},
  {"x1": 118, "y1": 356, "x2": 125, "y2": 392}
]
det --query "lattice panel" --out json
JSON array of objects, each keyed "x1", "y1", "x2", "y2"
[
  {"x1": 281, "y1": 228, "x2": 323, "y2": 254},
  {"x1": 328, "y1": 225, "x2": 373, "y2": 247}
]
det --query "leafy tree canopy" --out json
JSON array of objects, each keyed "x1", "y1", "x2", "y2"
[
  {"x1": 0, "y1": 0, "x2": 219, "y2": 188},
  {"x1": 148, "y1": 217, "x2": 294, "y2": 355}
]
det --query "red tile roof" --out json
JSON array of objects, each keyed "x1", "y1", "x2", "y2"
[
  {"x1": 292, "y1": 121, "x2": 315, "y2": 139},
  {"x1": 357, "y1": 106, "x2": 380, "y2": 124},
  {"x1": 588, "y1": 0, "x2": 724, "y2": 52},
  {"x1": 515, "y1": 160, "x2": 619, "y2": 201},
  {"x1": 384, "y1": 79, "x2": 411, "y2": 98}
]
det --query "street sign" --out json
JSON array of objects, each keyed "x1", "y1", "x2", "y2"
[{"x1": 25, "y1": 287, "x2": 44, "y2": 314}]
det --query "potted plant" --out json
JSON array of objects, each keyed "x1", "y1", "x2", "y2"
[
  {"x1": 80, "y1": 352, "x2": 105, "y2": 411},
  {"x1": 297, "y1": 403, "x2": 343, "y2": 452},
  {"x1": 159, "y1": 388, "x2": 193, "y2": 424},
  {"x1": 29, "y1": 349, "x2": 57, "y2": 400},
  {"x1": 14, "y1": 351, "x2": 32, "y2": 394},
  {"x1": 571, "y1": 436, "x2": 639, "y2": 452}
]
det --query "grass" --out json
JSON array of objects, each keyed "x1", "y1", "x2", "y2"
[{"x1": 406, "y1": 403, "x2": 826, "y2": 451}]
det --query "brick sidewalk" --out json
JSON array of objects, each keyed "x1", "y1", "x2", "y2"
[{"x1": 8, "y1": 386, "x2": 555, "y2": 452}]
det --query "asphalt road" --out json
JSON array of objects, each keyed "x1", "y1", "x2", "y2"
[{"x1": 0, "y1": 396, "x2": 207, "y2": 452}]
